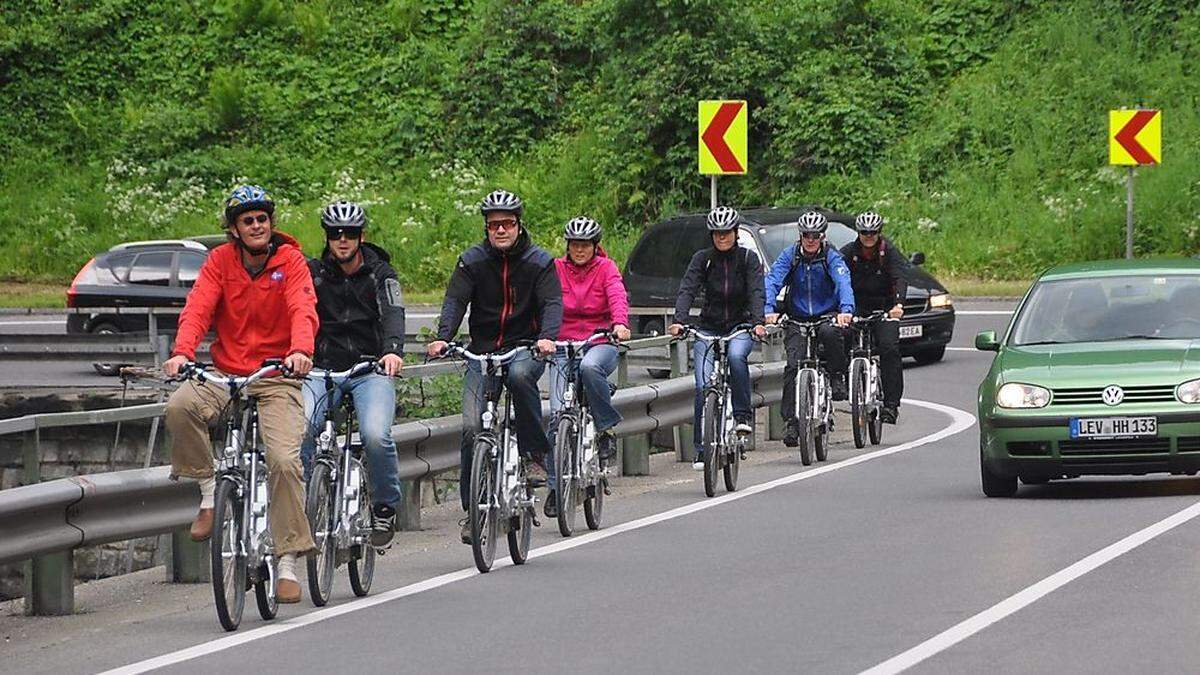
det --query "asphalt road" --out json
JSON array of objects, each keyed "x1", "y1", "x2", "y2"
[{"x1": 9, "y1": 304, "x2": 1200, "y2": 673}]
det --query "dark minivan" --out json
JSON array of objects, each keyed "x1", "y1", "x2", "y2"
[{"x1": 623, "y1": 206, "x2": 955, "y2": 364}]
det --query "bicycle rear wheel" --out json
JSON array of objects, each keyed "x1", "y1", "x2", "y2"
[
  {"x1": 469, "y1": 438, "x2": 499, "y2": 573},
  {"x1": 850, "y1": 360, "x2": 868, "y2": 449},
  {"x1": 554, "y1": 415, "x2": 579, "y2": 537},
  {"x1": 255, "y1": 556, "x2": 278, "y2": 620},
  {"x1": 508, "y1": 460, "x2": 534, "y2": 564},
  {"x1": 305, "y1": 462, "x2": 336, "y2": 606},
  {"x1": 211, "y1": 478, "x2": 246, "y2": 632},
  {"x1": 701, "y1": 391, "x2": 721, "y2": 497},
  {"x1": 797, "y1": 371, "x2": 814, "y2": 466},
  {"x1": 348, "y1": 462, "x2": 375, "y2": 596}
]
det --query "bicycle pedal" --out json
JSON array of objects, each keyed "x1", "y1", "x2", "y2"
[
  {"x1": 740, "y1": 450, "x2": 747, "y2": 460},
  {"x1": 602, "y1": 478, "x2": 611, "y2": 496},
  {"x1": 531, "y1": 515, "x2": 541, "y2": 528}
]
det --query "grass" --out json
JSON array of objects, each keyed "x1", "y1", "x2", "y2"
[
  {"x1": 0, "y1": 281, "x2": 66, "y2": 308},
  {"x1": 941, "y1": 277, "x2": 1031, "y2": 299}
]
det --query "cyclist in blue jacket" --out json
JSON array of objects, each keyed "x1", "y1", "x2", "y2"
[{"x1": 764, "y1": 210, "x2": 855, "y2": 447}]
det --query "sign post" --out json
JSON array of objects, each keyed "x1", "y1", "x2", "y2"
[
  {"x1": 1109, "y1": 109, "x2": 1161, "y2": 259},
  {"x1": 698, "y1": 100, "x2": 748, "y2": 208}
]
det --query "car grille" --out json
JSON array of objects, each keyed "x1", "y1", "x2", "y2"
[
  {"x1": 1058, "y1": 438, "x2": 1170, "y2": 455},
  {"x1": 1178, "y1": 437, "x2": 1200, "y2": 453},
  {"x1": 903, "y1": 298, "x2": 927, "y2": 315},
  {"x1": 1050, "y1": 385, "x2": 1177, "y2": 406}
]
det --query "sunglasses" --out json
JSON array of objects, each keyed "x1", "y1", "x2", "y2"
[
  {"x1": 859, "y1": 231, "x2": 880, "y2": 237},
  {"x1": 801, "y1": 232, "x2": 823, "y2": 240},
  {"x1": 486, "y1": 218, "x2": 519, "y2": 232},
  {"x1": 239, "y1": 213, "x2": 270, "y2": 227},
  {"x1": 325, "y1": 227, "x2": 362, "y2": 241}
]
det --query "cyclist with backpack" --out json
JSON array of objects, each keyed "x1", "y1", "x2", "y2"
[
  {"x1": 667, "y1": 206, "x2": 767, "y2": 470},
  {"x1": 839, "y1": 211, "x2": 906, "y2": 424},
  {"x1": 763, "y1": 210, "x2": 855, "y2": 447}
]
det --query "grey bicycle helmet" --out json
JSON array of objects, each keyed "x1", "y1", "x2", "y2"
[
  {"x1": 706, "y1": 205, "x2": 740, "y2": 231},
  {"x1": 854, "y1": 211, "x2": 883, "y2": 233},
  {"x1": 480, "y1": 189, "x2": 524, "y2": 218},
  {"x1": 796, "y1": 210, "x2": 828, "y2": 235},
  {"x1": 321, "y1": 200, "x2": 367, "y2": 230},
  {"x1": 563, "y1": 216, "x2": 602, "y2": 242}
]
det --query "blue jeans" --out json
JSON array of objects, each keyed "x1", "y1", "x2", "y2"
[
  {"x1": 692, "y1": 333, "x2": 753, "y2": 453},
  {"x1": 302, "y1": 373, "x2": 402, "y2": 509},
  {"x1": 546, "y1": 344, "x2": 621, "y2": 490},
  {"x1": 459, "y1": 351, "x2": 549, "y2": 512}
]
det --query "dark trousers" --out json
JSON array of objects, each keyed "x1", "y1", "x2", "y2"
[
  {"x1": 871, "y1": 320, "x2": 903, "y2": 407},
  {"x1": 458, "y1": 352, "x2": 549, "y2": 511},
  {"x1": 782, "y1": 321, "x2": 845, "y2": 420}
]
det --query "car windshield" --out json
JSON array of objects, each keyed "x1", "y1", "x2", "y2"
[
  {"x1": 1010, "y1": 274, "x2": 1200, "y2": 345},
  {"x1": 755, "y1": 222, "x2": 858, "y2": 263}
]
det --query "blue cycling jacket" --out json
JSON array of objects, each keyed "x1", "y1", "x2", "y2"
[{"x1": 763, "y1": 242, "x2": 855, "y2": 318}]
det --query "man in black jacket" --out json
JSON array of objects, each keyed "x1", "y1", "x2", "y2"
[
  {"x1": 426, "y1": 189, "x2": 562, "y2": 544},
  {"x1": 839, "y1": 211, "x2": 906, "y2": 423},
  {"x1": 302, "y1": 201, "x2": 406, "y2": 547}
]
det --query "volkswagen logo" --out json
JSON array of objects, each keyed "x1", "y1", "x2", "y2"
[{"x1": 1102, "y1": 385, "x2": 1125, "y2": 406}]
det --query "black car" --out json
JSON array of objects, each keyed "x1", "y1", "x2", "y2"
[
  {"x1": 66, "y1": 236, "x2": 225, "y2": 334},
  {"x1": 623, "y1": 206, "x2": 955, "y2": 364}
]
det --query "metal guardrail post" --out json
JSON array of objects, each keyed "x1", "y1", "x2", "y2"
[
  {"x1": 764, "y1": 337, "x2": 785, "y2": 441},
  {"x1": 24, "y1": 550, "x2": 74, "y2": 616},
  {"x1": 617, "y1": 350, "x2": 650, "y2": 476},
  {"x1": 398, "y1": 478, "x2": 422, "y2": 531},
  {"x1": 166, "y1": 526, "x2": 210, "y2": 583},
  {"x1": 669, "y1": 340, "x2": 694, "y2": 462}
]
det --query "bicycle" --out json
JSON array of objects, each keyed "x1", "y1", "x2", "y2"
[
  {"x1": 849, "y1": 312, "x2": 890, "y2": 449},
  {"x1": 303, "y1": 359, "x2": 382, "y2": 607},
  {"x1": 777, "y1": 315, "x2": 838, "y2": 466},
  {"x1": 550, "y1": 330, "x2": 616, "y2": 537},
  {"x1": 675, "y1": 324, "x2": 755, "y2": 498},
  {"x1": 439, "y1": 342, "x2": 541, "y2": 573},
  {"x1": 174, "y1": 361, "x2": 287, "y2": 632}
]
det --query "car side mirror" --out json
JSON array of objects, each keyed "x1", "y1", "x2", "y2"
[
  {"x1": 909, "y1": 251, "x2": 926, "y2": 266},
  {"x1": 975, "y1": 330, "x2": 1000, "y2": 351}
]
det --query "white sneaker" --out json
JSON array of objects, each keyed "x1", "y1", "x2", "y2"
[
  {"x1": 735, "y1": 422, "x2": 752, "y2": 436},
  {"x1": 692, "y1": 459, "x2": 705, "y2": 471}
]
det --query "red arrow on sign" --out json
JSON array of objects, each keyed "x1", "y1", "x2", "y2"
[
  {"x1": 701, "y1": 102, "x2": 745, "y2": 173},
  {"x1": 1114, "y1": 110, "x2": 1158, "y2": 165}
]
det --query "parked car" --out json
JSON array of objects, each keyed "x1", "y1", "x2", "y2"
[
  {"x1": 975, "y1": 258, "x2": 1200, "y2": 497},
  {"x1": 66, "y1": 236, "x2": 225, "y2": 334},
  {"x1": 622, "y1": 206, "x2": 955, "y2": 364}
]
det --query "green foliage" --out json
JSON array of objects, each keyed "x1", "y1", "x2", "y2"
[
  {"x1": 207, "y1": 67, "x2": 248, "y2": 132},
  {"x1": 292, "y1": 1, "x2": 332, "y2": 52}
]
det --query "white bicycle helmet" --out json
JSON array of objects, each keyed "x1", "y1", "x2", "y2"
[
  {"x1": 321, "y1": 200, "x2": 367, "y2": 230},
  {"x1": 706, "y1": 205, "x2": 740, "y2": 231},
  {"x1": 480, "y1": 189, "x2": 524, "y2": 218},
  {"x1": 563, "y1": 216, "x2": 601, "y2": 242},
  {"x1": 797, "y1": 210, "x2": 828, "y2": 235},
  {"x1": 854, "y1": 211, "x2": 883, "y2": 233}
]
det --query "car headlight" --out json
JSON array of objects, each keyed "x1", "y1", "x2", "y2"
[
  {"x1": 996, "y1": 383, "x2": 1051, "y2": 409},
  {"x1": 1178, "y1": 379, "x2": 1200, "y2": 404},
  {"x1": 929, "y1": 293, "x2": 953, "y2": 308}
]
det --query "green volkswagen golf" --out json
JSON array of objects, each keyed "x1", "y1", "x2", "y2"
[{"x1": 976, "y1": 259, "x2": 1200, "y2": 496}]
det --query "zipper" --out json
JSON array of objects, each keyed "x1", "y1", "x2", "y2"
[
  {"x1": 723, "y1": 257, "x2": 729, "y2": 325},
  {"x1": 496, "y1": 256, "x2": 510, "y2": 348}
]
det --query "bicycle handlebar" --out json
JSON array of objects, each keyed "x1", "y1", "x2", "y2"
[
  {"x1": 554, "y1": 329, "x2": 617, "y2": 349},
  {"x1": 307, "y1": 359, "x2": 382, "y2": 380},
  {"x1": 673, "y1": 323, "x2": 755, "y2": 343},
  {"x1": 176, "y1": 362, "x2": 284, "y2": 388},
  {"x1": 437, "y1": 342, "x2": 534, "y2": 365}
]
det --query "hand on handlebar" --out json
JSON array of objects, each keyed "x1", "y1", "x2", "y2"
[
  {"x1": 753, "y1": 324, "x2": 767, "y2": 339},
  {"x1": 765, "y1": 313, "x2": 779, "y2": 326},
  {"x1": 284, "y1": 352, "x2": 313, "y2": 377},
  {"x1": 379, "y1": 353, "x2": 404, "y2": 376},
  {"x1": 612, "y1": 323, "x2": 632, "y2": 342},
  {"x1": 836, "y1": 313, "x2": 853, "y2": 328},
  {"x1": 888, "y1": 304, "x2": 904, "y2": 319},
  {"x1": 163, "y1": 354, "x2": 190, "y2": 379},
  {"x1": 667, "y1": 323, "x2": 684, "y2": 337},
  {"x1": 536, "y1": 339, "x2": 556, "y2": 357},
  {"x1": 427, "y1": 340, "x2": 449, "y2": 359}
]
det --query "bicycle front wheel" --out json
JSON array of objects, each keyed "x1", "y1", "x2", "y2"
[
  {"x1": 348, "y1": 461, "x2": 375, "y2": 596},
  {"x1": 211, "y1": 478, "x2": 246, "y2": 632},
  {"x1": 254, "y1": 556, "x2": 278, "y2": 620},
  {"x1": 723, "y1": 429, "x2": 740, "y2": 492},
  {"x1": 305, "y1": 462, "x2": 336, "y2": 606},
  {"x1": 583, "y1": 470, "x2": 605, "y2": 530},
  {"x1": 701, "y1": 391, "x2": 721, "y2": 498},
  {"x1": 469, "y1": 438, "x2": 499, "y2": 573},
  {"x1": 850, "y1": 360, "x2": 868, "y2": 449},
  {"x1": 507, "y1": 461, "x2": 533, "y2": 565},
  {"x1": 555, "y1": 414, "x2": 579, "y2": 537}
]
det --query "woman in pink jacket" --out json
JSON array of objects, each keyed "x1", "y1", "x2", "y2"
[{"x1": 545, "y1": 216, "x2": 631, "y2": 516}]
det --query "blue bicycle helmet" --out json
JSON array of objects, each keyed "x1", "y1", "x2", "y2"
[{"x1": 224, "y1": 185, "x2": 275, "y2": 227}]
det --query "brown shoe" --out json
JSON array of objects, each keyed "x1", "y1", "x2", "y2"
[
  {"x1": 277, "y1": 578, "x2": 302, "y2": 604},
  {"x1": 189, "y1": 508, "x2": 214, "y2": 542}
]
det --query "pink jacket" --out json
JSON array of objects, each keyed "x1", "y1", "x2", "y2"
[{"x1": 554, "y1": 248, "x2": 630, "y2": 340}]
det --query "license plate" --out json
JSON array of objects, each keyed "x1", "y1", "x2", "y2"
[
  {"x1": 899, "y1": 324, "x2": 922, "y2": 339},
  {"x1": 1069, "y1": 416, "x2": 1157, "y2": 439}
]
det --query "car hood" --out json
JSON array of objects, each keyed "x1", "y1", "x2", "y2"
[{"x1": 999, "y1": 340, "x2": 1200, "y2": 386}]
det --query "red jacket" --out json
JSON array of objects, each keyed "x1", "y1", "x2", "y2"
[
  {"x1": 553, "y1": 247, "x2": 630, "y2": 340},
  {"x1": 172, "y1": 233, "x2": 318, "y2": 376}
]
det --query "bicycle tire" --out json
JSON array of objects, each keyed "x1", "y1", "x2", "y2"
[
  {"x1": 348, "y1": 460, "x2": 375, "y2": 596},
  {"x1": 723, "y1": 434, "x2": 740, "y2": 492},
  {"x1": 555, "y1": 414, "x2": 579, "y2": 537},
  {"x1": 211, "y1": 478, "x2": 246, "y2": 632},
  {"x1": 584, "y1": 472, "x2": 605, "y2": 530},
  {"x1": 797, "y1": 371, "x2": 814, "y2": 466},
  {"x1": 851, "y1": 360, "x2": 868, "y2": 449},
  {"x1": 869, "y1": 365, "x2": 884, "y2": 446},
  {"x1": 508, "y1": 458, "x2": 534, "y2": 565},
  {"x1": 469, "y1": 437, "x2": 499, "y2": 573},
  {"x1": 254, "y1": 557, "x2": 278, "y2": 620},
  {"x1": 701, "y1": 391, "x2": 721, "y2": 497},
  {"x1": 305, "y1": 462, "x2": 336, "y2": 606}
]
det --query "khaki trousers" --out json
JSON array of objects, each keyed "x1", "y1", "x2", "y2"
[{"x1": 165, "y1": 377, "x2": 315, "y2": 556}]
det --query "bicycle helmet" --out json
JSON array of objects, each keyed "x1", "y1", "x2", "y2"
[
  {"x1": 706, "y1": 205, "x2": 740, "y2": 231},
  {"x1": 854, "y1": 211, "x2": 883, "y2": 233},
  {"x1": 321, "y1": 200, "x2": 367, "y2": 231},
  {"x1": 563, "y1": 216, "x2": 602, "y2": 242},
  {"x1": 224, "y1": 185, "x2": 275, "y2": 227},
  {"x1": 796, "y1": 210, "x2": 828, "y2": 235},
  {"x1": 480, "y1": 189, "x2": 524, "y2": 218}
]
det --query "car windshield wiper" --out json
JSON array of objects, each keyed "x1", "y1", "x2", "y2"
[{"x1": 1015, "y1": 340, "x2": 1063, "y2": 346}]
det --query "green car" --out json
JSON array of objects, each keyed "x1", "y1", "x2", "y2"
[{"x1": 976, "y1": 258, "x2": 1200, "y2": 497}]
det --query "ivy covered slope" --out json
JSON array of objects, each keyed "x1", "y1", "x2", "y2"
[{"x1": 0, "y1": 0, "x2": 1196, "y2": 290}]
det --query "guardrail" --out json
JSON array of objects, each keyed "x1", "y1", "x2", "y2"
[{"x1": 0, "y1": 333, "x2": 788, "y2": 616}]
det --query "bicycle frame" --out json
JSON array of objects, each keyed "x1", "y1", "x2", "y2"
[
  {"x1": 849, "y1": 313, "x2": 889, "y2": 415},
  {"x1": 783, "y1": 318, "x2": 834, "y2": 426},
  {"x1": 309, "y1": 363, "x2": 376, "y2": 551},
  {"x1": 553, "y1": 334, "x2": 612, "y2": 489},
  {"x1": 689, "y1": 326, "x2": 753, "y2": 457}
]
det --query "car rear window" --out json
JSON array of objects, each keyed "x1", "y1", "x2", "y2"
[
  {"x1": 178, "y1": 252, "x2": 205, "y2": 288},
  {"x1": 96, "y1": 252, "x2": 135, "y2": 284},
  {"x1": 128, "y1": 252, "x2": 174, "y2": 286}
]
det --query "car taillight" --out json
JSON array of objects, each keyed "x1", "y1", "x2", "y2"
[{"x1": 67, "y1": 258, "x2": 97, "y2": 308}]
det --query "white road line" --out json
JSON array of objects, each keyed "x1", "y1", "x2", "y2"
[
  {"x1": 946, "y1": 347, "x2": 977, "y2": 352},
  {"x1": 0, "y1": 320, "x2": 66, "y2": 326},
  {"x1": 861, "y1": 499, "x2": 1200, "y2": 675},
  {"x1": 100, "y1": 398, "x2": 975, "y2": 675},
  {"x1": 954, "y1": 310, "x2": 1012, "y2": 315}
]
